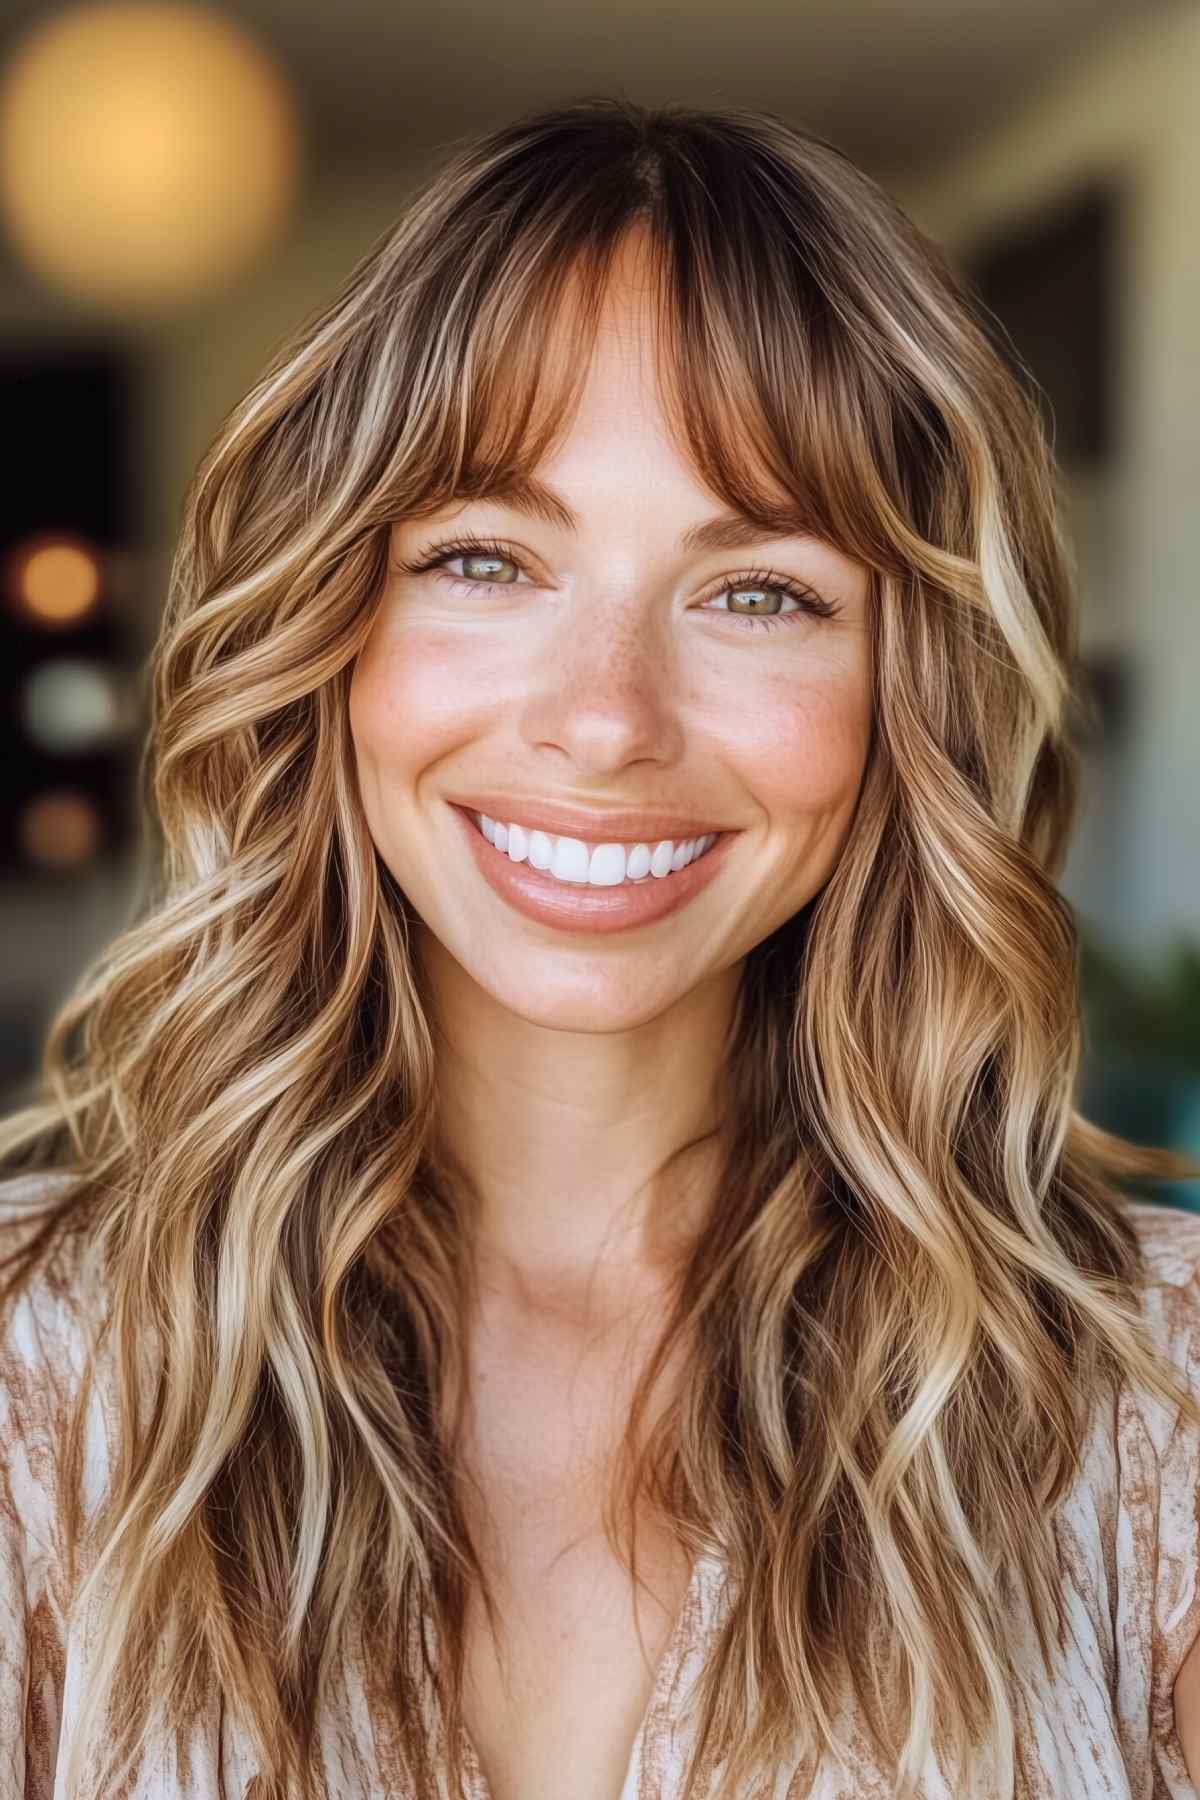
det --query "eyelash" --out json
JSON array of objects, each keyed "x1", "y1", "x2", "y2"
[{"x1": 394, "y1": 532, "x2": 842, "y2": 632}]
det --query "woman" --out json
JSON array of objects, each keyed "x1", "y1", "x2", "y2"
[{"x1": 2, "y1": 96, "x2": 1199, "y2": 1800}]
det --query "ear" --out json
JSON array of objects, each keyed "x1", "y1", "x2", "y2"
[{"x1": 1173, "y1": 1625, "x2": 1200, "y2": 1790}]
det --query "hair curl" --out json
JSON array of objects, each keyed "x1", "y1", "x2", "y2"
[{"x1": 2, "y1": 96, "x2": 1199, "y2": 1800}]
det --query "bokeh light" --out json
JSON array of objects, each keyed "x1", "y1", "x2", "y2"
[
  {"x1": 0, "y1": 0, "x2": 302, "y2": 316},
  {"x1": 20, "y1": 658, "x2": 128, "y2": 754},
  {"x1": 17, "y1": 789, "x2": 104, "y2": 870},
  {"x1": 8, "y1": 535, "x2": 102, "y2": 627}
]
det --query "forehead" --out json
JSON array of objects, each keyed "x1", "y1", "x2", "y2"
[
  {"x1": 479, "y1": 229, "x2": 669, "y2": 439},
  {"x1": 576, "y1": 226, "x2": 668, "y2": 390},
  {"x1": 427, "y1": 219, "x2": 892, "y2": 571},
  {"x1": 535, "y1": 327, "x2": 704, "y2": 507},
  {"x1": 480, "y1": 238, "x2": 790, "y2": 517}
]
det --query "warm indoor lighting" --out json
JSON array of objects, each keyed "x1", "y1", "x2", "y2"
[
  {"x1": 18, "y1": 789, "x2": 104, "y2": 870},
  {"x1": 0, "y1": 0, "x2": 302, "y2": 315},
  {"x1": 9, "y1": 535, "x2": 102, "y2": 626}
]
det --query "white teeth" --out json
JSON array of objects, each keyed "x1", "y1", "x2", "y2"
[
  {"x1": 475, "y1": 813, "x2": 718, "y2": 887},
  {"x1": 550, "y1": 834, "x2": 592, "y2": 882}
]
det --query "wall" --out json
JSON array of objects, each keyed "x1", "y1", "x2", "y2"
[{"x1": 891, "y1": 0, "x2": 1200, "y2": 963}]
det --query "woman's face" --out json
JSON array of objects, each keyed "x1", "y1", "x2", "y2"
[{"x1": 349, "y1": 262, "x2": 874, "y2": 1034}]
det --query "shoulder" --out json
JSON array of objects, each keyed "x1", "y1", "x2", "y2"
[
  {"x1": 1120, "y1": 1205, "x2": 1200, "y2": 1786},
  {"x1": 0, "y1": 1170, "x2": 96, "y2": 1397},
  {"x1": 1122, "y1": 1200, "x2": 1200, "y2": 1410},
  {"x1": 1124, "y1": 1199, "x2": 1200, "y2": 1292},
  {"x1": 0, "y1": 1175, "x2": 110, "y2": 1784},
  {"x1": 0, "y1": 1176, "x2": 90, "y2": 1621},
  {"x1": 1114, "y1": 1201, "x2": 1200, "y2": 1445},
  {"x1": 0, "y1": 1171, "x2": 107, "y2": 1534}
]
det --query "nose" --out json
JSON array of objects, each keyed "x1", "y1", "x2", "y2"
[{"x1": 518, "y1": 589, "x2": 686, "y2": 776}]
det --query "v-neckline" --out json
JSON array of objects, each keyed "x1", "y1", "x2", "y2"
[{"x1": 453, "y1": 1549, "x2": 721, "y2": 1800}]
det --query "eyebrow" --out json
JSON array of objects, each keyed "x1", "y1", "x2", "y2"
[{"x1": 460, "y1": 473, "x2": 818, "y2": 553}]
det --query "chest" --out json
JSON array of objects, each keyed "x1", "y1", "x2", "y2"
[{"x1": 450, "y1": 1296, "x2": 695, "y2": 1800}]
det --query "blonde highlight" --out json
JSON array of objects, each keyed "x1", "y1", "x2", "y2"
[{"x1": 1, "y1": 96, "x2": 1198, "y2": 1800}]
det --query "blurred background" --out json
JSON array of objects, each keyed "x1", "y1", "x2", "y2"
[{"x1": 0, "y1": 0, "x2": 1196, "y2": 1202}]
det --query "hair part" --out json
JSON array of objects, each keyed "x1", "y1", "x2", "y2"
[{"x1": 2, "y1": 94, "x2": 1198, "y2": 1800}]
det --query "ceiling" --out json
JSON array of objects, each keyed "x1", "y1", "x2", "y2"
[{"x1": 0, "y1": 0, "x2": 1180, "y2": 182}]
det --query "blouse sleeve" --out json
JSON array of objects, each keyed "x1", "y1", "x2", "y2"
[
  {"x1": 1122, "y1": 1200, "x2": 1200, "y2": 1797},
  {"x1": 0, "y1": 1190, "x2": 78, "y2": 1800}
]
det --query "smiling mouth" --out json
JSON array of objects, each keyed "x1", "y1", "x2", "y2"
[{"x1": 466, "y1": 807, "x2": 723, "y2": 888}]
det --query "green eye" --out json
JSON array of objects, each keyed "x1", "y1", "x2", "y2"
[
  {"x1": 400, "y1": 535, "x2": 842, "y2": 632},
  {"x1": 703, "y1": 572, "x2": 841, "y2": 631},
  {"x1": 459, "y1": 551, "x2": 519, "y2": 584}
]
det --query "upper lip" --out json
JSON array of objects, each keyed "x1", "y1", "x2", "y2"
[{"x1": 451, "y1": 796, "x2": 731, "y2": 843}]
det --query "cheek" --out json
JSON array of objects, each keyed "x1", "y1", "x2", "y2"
[
  {"x1": 720, "y1": 666, "x2": 872, "y2": 818},
  {"x1": 349, "y1": 625, "x2": 488, "y2": 777}
]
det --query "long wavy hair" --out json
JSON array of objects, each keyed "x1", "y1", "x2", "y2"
[{"x1": 2, "y1": 96, "x2": 1199, "y2": 1800}]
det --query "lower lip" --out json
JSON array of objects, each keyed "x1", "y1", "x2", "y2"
[{"x1": 448, "y1": 804, "x2": 738, "y2": 935}]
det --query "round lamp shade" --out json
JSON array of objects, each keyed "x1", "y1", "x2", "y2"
[{"x1": 0, "y1": 0, "x2": 302, "y2": 315}]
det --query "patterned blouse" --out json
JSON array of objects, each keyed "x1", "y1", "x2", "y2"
[{"x1": 3, "y1": 1174, "x2": 1200, "y2": 1799}]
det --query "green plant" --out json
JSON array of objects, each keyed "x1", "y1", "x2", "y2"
[
  {"x1": 1079, "y1": 932, "x2": 1200, "y2": 1069},
  {"x1": 1077, "y1": 928, "x2": 1200, "y2": 1210}
]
